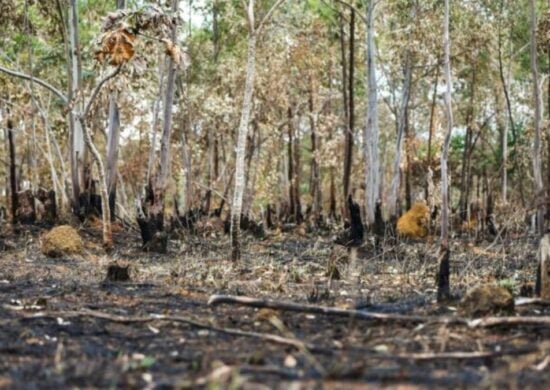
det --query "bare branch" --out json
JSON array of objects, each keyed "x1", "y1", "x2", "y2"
[
  {"x1": 0, "y1": 65, "x2": 68, "y2": 104},
  {"x1": 81, "y1": 65, "x2": 123, "y2": 119},
  {"x1": 256, "y1": 0, "x2": 287, "y2": 34}
]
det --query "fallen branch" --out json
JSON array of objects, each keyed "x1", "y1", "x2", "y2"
[
  {"x1": 469, "y1": 316, "x2": 550, "y2": 328},
  {"x1": 18, "y1": 308, "x2": 327, "y2": 352},
  {"x1": 207, "y1": 294, "x2": 465, "y2": 325},
  {"x1": 515, "y1": 297, "x2": 550, "y2": 306},
  {"x1": 390, "y1": 348, "x2": 536, "y2": 360}
]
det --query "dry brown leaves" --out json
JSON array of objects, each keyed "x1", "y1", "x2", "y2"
[{"x1": 95, "y1": 27, "x2": 137, "y2": 66}]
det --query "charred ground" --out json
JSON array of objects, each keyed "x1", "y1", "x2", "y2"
[{"x1": 0, "y1": 224, "x2": 549, "y2": 389}]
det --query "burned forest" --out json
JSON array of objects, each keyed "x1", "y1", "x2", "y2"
[{"x1": 1, "y1": 0, "x2": 550, "y2": 388}]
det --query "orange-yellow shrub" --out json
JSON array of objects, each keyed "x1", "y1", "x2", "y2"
[{"x1": 396, "y1": 202, "x2": 430, "y2": 238}]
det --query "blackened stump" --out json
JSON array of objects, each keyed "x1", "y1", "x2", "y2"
[{"x1": 437, "y1": 247, "x2": 451, "y2": 302}]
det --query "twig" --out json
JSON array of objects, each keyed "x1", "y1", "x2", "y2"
[{"x1": 207, "y1": 295, "x2": 465, "y2": 325}]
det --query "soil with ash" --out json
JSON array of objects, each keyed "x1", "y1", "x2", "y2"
[{"x1": 0, "y1": 224, "x2": 549, "y2": 389}]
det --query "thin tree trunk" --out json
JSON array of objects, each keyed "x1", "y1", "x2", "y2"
[
  {"x1": 7, "y1": 118, "x2": 18, "y2": 224},
  {"x1": 343, "y1": 9, "x2": 355, "y2": 201},
  {"x1": 231, "y1": 33, "x2": 256, "y2": 261},
  {"x1": 293, "y1": 112, "x2": 302, "y2": 224},
  {"x1": 438, "y1": 0, "x2": 453, "y2": 302},
  {"x1": 388, "y1": 50, "x2": 412, "y2": 220},
  {"x1": 459, "y1": 68, "x2": 477, "y2": 222},
  {"x1": 530, "y1": 0, "x2": 544, "y2": 235},
  {"x1": 497, "y1": 3, "x2": 508, "y2": 203},
  {"x1": 181, "y1": 119, "x2": 193, "y2": 213},
  {"x1": 146, "y1": 56, "x2": 166, "y2": 185},
  {"x1": 309, "y1": 78, "x2": 321, "y2": 224},
  {"x1": 425, "y1": 68, "x2": 439, "y2": 201},
  {"x1": 498, "y1": 6, "x2": 525, "y2": 206},
  {"x1": 68, "y1": 0, "x2": 85, "y2": 214},
  {"x1": 364, "y1": 0, "x2": 379, "y2": 226},
  {"x1": 287, "y1": 107, "x2": 295, "y2": 219},
  {"x1": 404, "y1": 91, "x2": 413, "y2": 211},
  {"x1": 154, "y1": 0, "x2": 179, "y2": 229},
  {"x1": 106, "y1": 92, "x2": 121, "y2": 221}
]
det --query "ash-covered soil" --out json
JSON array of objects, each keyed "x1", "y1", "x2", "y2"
[{"x1": 0, "y1": 224, "x2": 548, "y2": 389}]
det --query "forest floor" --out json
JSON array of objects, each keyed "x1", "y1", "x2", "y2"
[{"x1": 0, "y1": 223, "x2": 549, "y2": 389}]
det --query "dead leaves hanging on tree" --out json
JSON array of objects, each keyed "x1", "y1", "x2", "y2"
[
  {"x1": 95, "y1": 26, "x2": 137, "y2": 66},
  {"x1": 94, "y1": 5, "x2": 185, "y2": 68}
]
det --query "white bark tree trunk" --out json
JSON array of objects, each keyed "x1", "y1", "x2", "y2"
[
  {"x1": 530, "y1": 0, "x2": 545, "y2": 235},
  {"x1": 106, "y1": 92, "x2": 120, "y2": 220},
  {"x1": 68, "y1": 0, "x2": 85, "y2": 210},
  {"x1": 438, "y1": 0, "x2": 453, "y2": 301},
  {"x1": 364, "y1": 0, "x2": 379, "y2": 226},
  {"x1": 231, "y1": 33, "x2": 256, "y2": 261},
  {"x1": 388, "y1": 51, "x2": 412, "y2": 219}
]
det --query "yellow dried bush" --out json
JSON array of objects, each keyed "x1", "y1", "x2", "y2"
[
  {"x1": 396, "y1": 202, "x2": 430, "y2": 239},
  {"x1": 41, "y1": 225, "x2": 83, "y2": 257}
]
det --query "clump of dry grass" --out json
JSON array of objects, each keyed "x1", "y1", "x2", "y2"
[
  {"x1": 397, "y1": 202, "x2": 430, "y2": 238},
  {"x1": 41, "y1": 225, "x2": 83, "y2": 257}
]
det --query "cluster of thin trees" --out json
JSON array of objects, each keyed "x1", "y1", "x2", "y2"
[{"x1": 0, "y1": 1, "x2": 547, "y2": 298}]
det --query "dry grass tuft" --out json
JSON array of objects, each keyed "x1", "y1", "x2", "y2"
[
  {"x1": 41, "y1": 225, "x2": 83, "y2": 258},
  {"x1": 396, "y1": 202, "x2": 430, "y2": 239},
  {"x1": 459, "y1": 284, "x2": 514, "y2": 317}
]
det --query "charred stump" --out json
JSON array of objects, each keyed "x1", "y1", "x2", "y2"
[
  {"x1": 373, "y1": 201, "x2": 385, "y2": 250},
  {"x1": 17, "y1": 189, "x2": 36, "y2": 224},
  {"x1": 437, "y1": 246, "x2": 451, "y2": 302},
  {"x1": 335, "y1": 195, "x2": 364, "y2": 277},
  {"x1": 36, "y1": 189, "x2": 57, "y2": 224},
  {"x1": 105, "y1": 263, "x2": 131, "y2": 282},
  {"x1": 136, "y1": 184, "x2": 168, "y2": 253}
]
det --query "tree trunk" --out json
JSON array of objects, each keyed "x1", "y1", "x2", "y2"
[
  {"x1": 146, "y1": 56, "x2": 166, "y2": 184},
  {"x1": 290, "y1": 114, "x2": 303, "y2": 225},
  {"x1": 538, "y1": 234, "x2": 550, "y2": 299},
  {"x1": 287, "y1": 107, "x2": 295, "y2": 219},
  {"x1": 497, "y1": 5, "x2": 508, "y2": 204},
  {"x1": 309, "y1": 79, "x2": 321, "y2": 224},
  {"x1": 388, "y1": 50, "x2": 412, "y2": 220},
  {"x1": 7, "y1": 118, "x2": 18, "y2": 224},
  {"x1": 364, "y1": 0, "x2": 380, "y2": 226},
  {"x1": 68, "y1": 0, "x2": 85, "y2": 214},
  {"x1": 458, "y1": 68, "x2": 476, "y2": 223},
  {"x1": 106, "y1": 92, "x2": 121, "y2": 221},
  {"x1": 425, "y1": 68, "x2": 439, "y2": 201},
  {"x1": 343, "y1": 9, "x2": 355, "y2": 201},
  {"x1": 404, "y1": 94, "x2": 412, "y2": 211},
  {"x1": 438, "y1": 0, "x2": 453, "y2": 302},
  {"x1": 498, "y1": 6, "x2": 525, "y2": 207},
  {"x1": 530, "y1": 0, "x2": 544, "y2": 235},
  {"x1": 231, "y1": 33, "x2": 257, "y2": 261}
]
